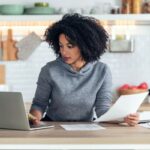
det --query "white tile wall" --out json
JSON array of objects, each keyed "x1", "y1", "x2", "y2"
[
  {"x1": 102, "y1": 35, "x2": 150, "y2": 100},
  {"x1": 4, "y1": 42, "x2": 56, "y2": 101}
]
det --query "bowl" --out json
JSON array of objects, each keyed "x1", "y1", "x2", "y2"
[
  {"x1": 118, "y1": 88, "x2": 147, "y2": 96},
  {"x1": 0, "y1": 4, "x2": 24, "y2": 15},
  {"x1": 24, "y1": 7, "x2": 55, "y2": 15}
]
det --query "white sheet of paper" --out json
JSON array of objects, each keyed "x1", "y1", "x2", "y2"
[
  {"x1": 140, "y1": 111, "x2": 150, "y2": 120},
  {"x1": 60, "y1": 124, "x2": 105, "y2": 131},
  {"x1": 94, "y1": 92, "x2": 149, "y2": 122},
  {"x1": 140, "y1": 123, "x2": 150, "y2": 129}
]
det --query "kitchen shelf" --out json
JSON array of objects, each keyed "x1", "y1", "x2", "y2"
[{"x1": 0, "y1": 14, "x2": 150, "y2": 25}]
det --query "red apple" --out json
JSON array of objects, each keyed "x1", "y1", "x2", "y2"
[
  {"x1": 129, "y1": 85, "x2": 138, "y2": 90},
  {"x1": 119, "y1": 84, "x2": 130, "y2": 90},
  {"x1": 138, "y1": 82, "x2": 148, "y2": 89}
]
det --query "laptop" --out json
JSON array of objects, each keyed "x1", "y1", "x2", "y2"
[{"x1": 0, "y1": 92, "x2": 54, "y2": 130}]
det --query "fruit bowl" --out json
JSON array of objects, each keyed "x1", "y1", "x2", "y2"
[
  {"x1": 118, "y1": 88, "x2": 147, "y2": 95},
  {"x1": 118, "y1": 82, "x2": 148, "y2": 95}
]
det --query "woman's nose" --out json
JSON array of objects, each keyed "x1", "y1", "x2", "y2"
[{"x1": 60, "y1": 48, "x2": 68, "y2": 55}]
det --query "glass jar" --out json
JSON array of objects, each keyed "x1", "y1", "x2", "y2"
[
  {"x1": 122, "y1": 0, "x2": 132, "y2": 14},
  {"x1": 132, "y1": 0, "x2": 142, "y2": 13}
]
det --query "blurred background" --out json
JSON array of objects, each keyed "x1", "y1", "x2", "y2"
[{"x1": 0, "y1": 0, "x2": 150, "y2": 102}]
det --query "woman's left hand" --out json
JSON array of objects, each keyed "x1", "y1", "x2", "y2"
[{"x1": 124, "y1": 113, "x2": 139, "y2": 126}]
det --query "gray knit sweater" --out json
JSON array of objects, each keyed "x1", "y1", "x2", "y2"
[{"x1": 30, "y1": 57, "x2": 112, "y2": 121}]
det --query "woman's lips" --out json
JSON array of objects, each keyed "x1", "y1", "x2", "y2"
[{"x1": 63, "y1": 57, "x2": 71, "y2": 61}]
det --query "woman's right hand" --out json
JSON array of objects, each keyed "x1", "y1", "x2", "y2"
[
  {"x1": 29, "y1": 109, "x2": 43, "y2": 125},
  {"x1": 28, "y1": 113, "x2": 41, "y2": 125}
]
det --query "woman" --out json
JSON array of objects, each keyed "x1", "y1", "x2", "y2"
[{"x1": 30, "y1": 13, "x2": 139, "y2": 126}]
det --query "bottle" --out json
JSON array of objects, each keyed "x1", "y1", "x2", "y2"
[
  {"x1": 132, "y1": 0, "x2": 142, "y2": 13},
  {"x1": 122, "y1": 0, "x2": 132, "y2": 14}
]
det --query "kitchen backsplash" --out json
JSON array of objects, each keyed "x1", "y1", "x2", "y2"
[{"x1": 1, "y1": 35, "x2": 150, "y2": 102}]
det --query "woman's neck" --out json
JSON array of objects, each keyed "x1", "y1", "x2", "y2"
[{"x1": 71, "y1": 60, "x2": 86, "y2": 71}]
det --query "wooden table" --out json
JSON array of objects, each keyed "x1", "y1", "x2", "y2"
[{"x1": 0, "y1": 122, "x2": 150, "y2": 144}]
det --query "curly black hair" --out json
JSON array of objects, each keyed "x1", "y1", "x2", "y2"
[{"x1": 44, "y1": 13, "x2": 108, "y2": 62}]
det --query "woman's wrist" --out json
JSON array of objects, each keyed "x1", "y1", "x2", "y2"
[{"x1": 30, "y1": 109, "x2": 43, "y2": 121}]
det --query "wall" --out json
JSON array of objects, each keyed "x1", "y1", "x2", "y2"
[{"x1": 0, "y1": 0, "x2": 150, "y2": 102}]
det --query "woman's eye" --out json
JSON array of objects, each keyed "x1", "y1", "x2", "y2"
[
  {"x1": 59, "y1": 45, "x2": 63, "y2": 48},
  {"x1": 68, "y1": 45, "x2": 74, "y2": 49}
]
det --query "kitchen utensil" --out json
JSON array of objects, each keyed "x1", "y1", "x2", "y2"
[
  {"x1": 0, "y1": 30, "x2": 2, "y2": 60},
  {"x1": 16, "y1": 32, "x2": 42, "y2": 60},
  {"x1": 0, "y1": 4, "x2": 24, "y2": 15},
  {"x1": 0, "y1": 65, "x2": 5, "y2": 84},
  {"x1": 24, "y1": 7, "x2": 55, "y2": 15},
  {"x1": 2, "y1": 29, "x2": 18, "y2": 61}
]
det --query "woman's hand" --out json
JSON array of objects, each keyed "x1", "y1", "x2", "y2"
[
  {"x1": 124, "y1": 113, "x2": 139, "y2": 126},
  {"x1": 29, "y1": 109, "x2": 42, "y2": 125}
]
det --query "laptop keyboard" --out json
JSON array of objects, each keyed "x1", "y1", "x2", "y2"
[{"x1": 29, "y1": 122, "x2": 52, "y2": 128}]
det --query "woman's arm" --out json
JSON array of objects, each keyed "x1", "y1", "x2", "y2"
[
  {"x1": 94, "y1": 65, "x2": 112, "y2": 117},
  {"x1": 30, "y1": 65, "x2": 52, "y2": 123}
]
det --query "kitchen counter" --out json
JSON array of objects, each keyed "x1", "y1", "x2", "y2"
[{"x1": 0, "y1": 122, "x2": 150, "y2": 145}]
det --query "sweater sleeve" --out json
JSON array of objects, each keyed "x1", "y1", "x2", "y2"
[
  {"x1": 30, "y1": 65, "x2": 52, "y2": 115},
  {"x1": 95, "y1": 65, "x2": 112, "y2": 118}
]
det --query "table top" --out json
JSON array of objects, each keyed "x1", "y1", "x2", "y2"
[{"x1": 0, "y1": 122, "x2": 150, "y2": 144}]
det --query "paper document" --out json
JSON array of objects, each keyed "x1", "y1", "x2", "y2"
[
  {"x1": 94, "y1": 92, "x2": 148, "y2": 122},
  {"x1": 139, "y1": 111, "x2": 150, "y2": 123},
  {"x1": 60, "y1": 124, "x2": 105, "y2": 131},
  {"x1": 139, "y1": 123, "x2": 150, "y2": 129}
]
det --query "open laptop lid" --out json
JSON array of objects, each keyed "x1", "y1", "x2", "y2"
[{"x1": 0, "y1": 92, "x2": 30, "y2": 130}]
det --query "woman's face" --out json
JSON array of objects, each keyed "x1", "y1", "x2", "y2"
[{"x1": 59, "y1": 34, "x2": 83, "y2": 66}]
